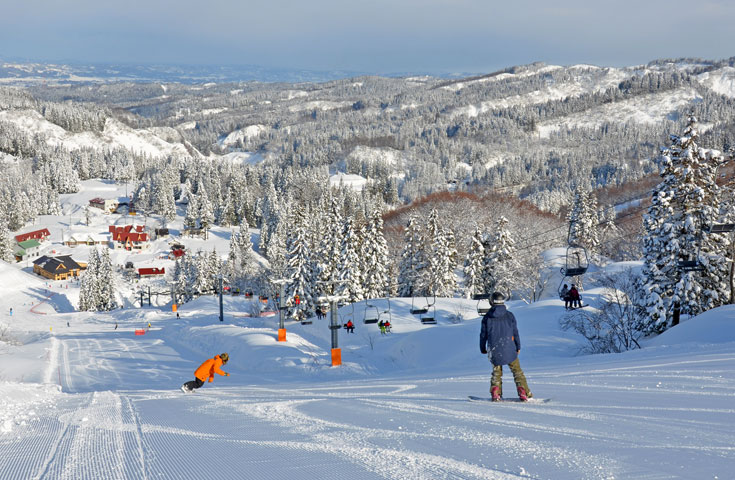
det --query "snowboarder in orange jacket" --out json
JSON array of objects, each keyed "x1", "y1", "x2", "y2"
[{"x1": 181, "y1": 353, "x2": 230, "y2": 392}]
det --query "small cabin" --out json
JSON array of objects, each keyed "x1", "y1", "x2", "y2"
[
  {"x1": 33, "y1": 255, "x2": 85, "y2": 281},
  {"x1": 138, "y1": 267, "x2": 166, "y2": 278},
  {"x1": 15, "y1": 228, "x2": 51, "y2": 244}
]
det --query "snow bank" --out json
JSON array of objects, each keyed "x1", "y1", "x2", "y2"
[
  {"x1": 0, "y1": 383, "x2": 61, "y2": 434},
  {"x1": 648, "y1": 304, "x2": 735, "y2": 346}
]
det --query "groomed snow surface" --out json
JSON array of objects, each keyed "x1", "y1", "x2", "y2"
[{"x1": 1, "y1": 259, "x2": 734, "y2": 480}]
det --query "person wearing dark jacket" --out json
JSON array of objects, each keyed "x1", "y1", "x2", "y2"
[
  {"x1": 568, "y1": 284, "x2": 581, "y2": 309},
  {"x1": 479, "y1": 292, "x2": 532, "y2": 401},
  {"x1": 560, "y1": 284, "x2": 571, "y2": 309}
]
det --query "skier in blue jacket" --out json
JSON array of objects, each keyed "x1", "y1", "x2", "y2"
[{"x1": 479, "y1": 292, "x2": 532, "y2": 401}]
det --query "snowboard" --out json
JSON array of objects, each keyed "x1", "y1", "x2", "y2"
[
  {"x1": 468, "y1": 395, "x2": 550, "y2": 404},
  {"x1": 180, "y1": 384, "x2": 193, "y2": 393}
]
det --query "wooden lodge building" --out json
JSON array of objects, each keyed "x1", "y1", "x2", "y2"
[{"x1": 33, "y1": 255, "x2": 86, "y2": 281}]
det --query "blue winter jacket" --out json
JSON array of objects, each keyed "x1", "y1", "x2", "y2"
[{"x1": 479, "y1": 304, "x2": 521, "y2": 366}]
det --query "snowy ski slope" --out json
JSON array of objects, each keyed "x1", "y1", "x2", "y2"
[{"x1": 1, "y1": 256, "x2": 735, "y2": 479}]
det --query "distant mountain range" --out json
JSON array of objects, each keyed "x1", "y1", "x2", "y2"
[{"x1": 0, "y1": 59, "x2": 475, "y2": 85}]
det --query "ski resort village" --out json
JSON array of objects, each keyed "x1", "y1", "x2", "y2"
[{"x1": 2, "y1": 57, "x2": 735, "y2": 479}]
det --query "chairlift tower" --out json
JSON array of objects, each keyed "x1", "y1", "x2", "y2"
[
  {"x1": 318, "y1": 277, "x2": 349, "y2": 366},
  {"x1": 325, "y1": 293, "x2": 348, "y2": 366},
  {"x1": 271, "y1": 279, "x2": 289, "y2": 342}
]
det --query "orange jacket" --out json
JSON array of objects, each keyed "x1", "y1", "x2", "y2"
[{"x1": 194, "y1": 355, "x2": 228, "y2": 382}]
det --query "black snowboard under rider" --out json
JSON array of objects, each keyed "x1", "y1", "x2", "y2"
[{"x1": 183, "y1": 378, "x2": 205, "y2": 391}]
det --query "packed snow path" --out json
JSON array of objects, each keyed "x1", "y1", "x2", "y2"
[{"x1": 2, "y1": 325, "x2": 734, "y2": 480}]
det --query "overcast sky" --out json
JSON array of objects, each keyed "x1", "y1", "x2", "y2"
[{"x1": 1, "y1": 0, "x2": 734, "y2": 75}]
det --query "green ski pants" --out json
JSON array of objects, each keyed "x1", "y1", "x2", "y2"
[{"x1": 491, "y1": 358, "x2": 532, "y2": 398}]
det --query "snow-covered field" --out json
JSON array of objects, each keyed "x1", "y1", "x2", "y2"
[{"x1": 1, "y1": 245, "x2": 734, "y2": 479}]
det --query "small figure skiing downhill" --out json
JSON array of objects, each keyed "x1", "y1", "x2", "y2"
[
  {"x1": 181, "y1": 353, "x2": 230, "y2": 393},
  {"x1": 479, "y1": 292, "x2": 532, "y2": 402}
]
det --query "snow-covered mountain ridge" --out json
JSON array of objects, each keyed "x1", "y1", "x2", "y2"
[{"x1": 2, "y1": 56, "x2": 735, "y2": 211}]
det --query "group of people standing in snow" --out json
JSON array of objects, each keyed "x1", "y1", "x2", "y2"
[{"x1": 559, "y1": 284, "x2": 582, "y2": 309}]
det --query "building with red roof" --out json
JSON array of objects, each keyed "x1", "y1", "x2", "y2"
[
  {"x1": 138, "y1": 267, "x2": 165, "y2": 277},
  {"x1": 109, "y1": 225, "x2": 150, "y2": 251},
  {"x1": 15, "y1": 228, "x2": 51, "y2": 243}
]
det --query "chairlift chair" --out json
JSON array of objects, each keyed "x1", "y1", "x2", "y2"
[
  {"x1": 410, "y1": 295, "x2": 429, "y2": 315},
  {"x1": 472, "y1": 293, "x2": 491, "y2": 315},
  {"x1": 561, "y1": 245, "x2": 589, "y2": 278},
  {"x1": 363, "y1": 303, "x2": 380, "y2": 324},
  {"x1": 678, "y1": 260, "x2": 704, "y2": 272},
  {"x1": 706, "y1": 223, "x2": 735, "y2": 233},
  {"x1": 341, "y1": 302, "x2": 355, "y2": 327},
  {"x1": 677, "y1": 243, "x2": 705, "y2": 272},
  {"x1": 558, "y1": 244, "x2": 590, "y2": 296},
  {"x1": 419, "y1": 295, "x2": 437, "y2": 325}
]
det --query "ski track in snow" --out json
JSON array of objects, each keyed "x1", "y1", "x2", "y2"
[
  {"x1": 215, "y1": 389, "x2": 620, "y2": 479},
  {"x1": 9, "y1": 355, "x2": 731, "y2": 479}
]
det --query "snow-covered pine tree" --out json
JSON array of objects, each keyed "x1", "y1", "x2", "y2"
[
  {"x1": 397, "y1": 215, "x2": 426, "y2": 297},
  {"x1": 639, "y1": 116, "x2": 728, "y2": 332},
  {"x1": 669, "y1": 118, "x2": 728, "y2": 323},
  {"x1": 314, "y1": 195, "x2": 344, "y2": 295},
  {"x1": 97, "y1": 248, "x2": 118, "y2": 311},
  {"x1": 78, "y1": 249, "x2": 101, "y2": 311},
  {"x1": 0, "y1": 216, "x2": 14, "y2": 263},
  {"x1": 152, "y1": 173, "x2": 176, "y2": 222},
  {"x1": 227, "y1": 230, "x2": 241, "y2": 286},
  {"x1": 133, "y1": 183, "x2": 151, "y2": 215},
  {"x1": 485, "y1": 216, "x2": 517, "y2": 296},
  {"x1": 256, "y1": 181, "x2": 280, "y2": 254},
  {"x1": 567, "y1": 185, "x2": 600, "y2": 255},
  {"x1": 172, "y1": 258, "x2": 187, "y2": 304},
  {"x1": 183, "y1": 194, "x2": 199, "y2": 233},
  {"x1": 208, "y1": 249, "x2": 223, "y2": 292},
  {"x1": 717, "y1": 176, "x2": 735, "y2": 303},
  {"x1": 221, "y1": 181, "x2": 239, "y2": 226},
  {"x1": 426, "y1": 208, "x2": 457, "y2": 297},
  {"x1": 463, "y1": 225, "x2": 485, "y2": 298},
  {"x1": 198, "y1": 187, "x2": 215, "y2": 239},
  {"x1": 284, "y1": 206, "x2": 315, "y2": 313},
  {"x1": 191, "y1": 251, "x2": 214, "y2": 296},
  {"x1": 336, "y1": 216, "x2": 364, "y2": 303},
  {"x1": 237, "y1": 219, "x2": 254, "y2": 274},
  {"x1": 361, "y1": 208, "x2": 390, "y2": 299}
]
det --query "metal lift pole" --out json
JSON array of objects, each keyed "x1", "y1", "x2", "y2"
[
  {"x1": 219, "y1": 275, "x2": 224, "y2": 322},
  {"x1": 329, "y1": 296, "x2": 341, "y2": 366}
]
